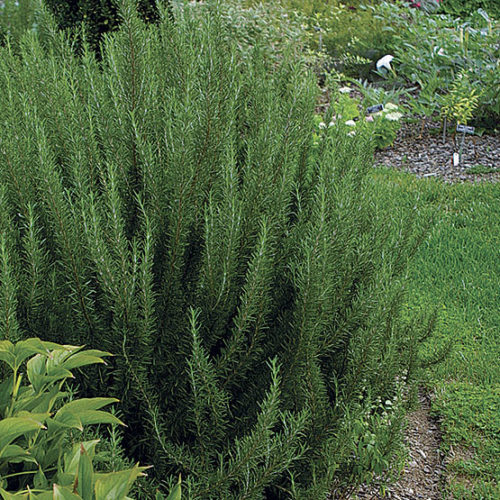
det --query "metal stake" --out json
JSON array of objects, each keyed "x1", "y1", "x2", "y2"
[{"x1": 458, "y1": 130, "x2": 466, "y2": 165}]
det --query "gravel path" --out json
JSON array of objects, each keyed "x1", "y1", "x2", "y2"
[
  {"x1": 349, "y1": 122, "x2": 498, "y2": 500},
  {"x1": 374, "y1": 121, "x2": 500, "y2": 183},
  {"x1": 353, "y1": 391, "x2": 445, "y2": 500}
]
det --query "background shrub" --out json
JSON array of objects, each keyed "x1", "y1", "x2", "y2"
[
  {"x1": 0, "y1": 0, "x2": 435, "y2": 497},
  {"x1": 372, "y1": 1, "x2": 500, "y2": 128},
  {"x1": 0, "y1": 0, "x2": 38, "y2": 47},
  {"x1": 441, "y1": 0, "x2": 500, "y2": 18},
  {"x1": 43, "y1": 0, "x2": 159, "y2": 50},
  {"x1": 243, "y1": 0, "x2": 392, "y2": 77}
]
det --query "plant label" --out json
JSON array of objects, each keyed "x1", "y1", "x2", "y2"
[
  {"x1": 367, "y1": 104, "x2": 384, "y2": 114},
  {"x1": 456, "y1": 124, "x2": 475, "y2": 134},
  {"x1": 453, "y1": 153, "x2": 459, "y2": 166}
]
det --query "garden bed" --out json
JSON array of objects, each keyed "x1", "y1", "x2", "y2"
[{"x1": 375, "y1": 122, "x2": 500, "y2": 183}]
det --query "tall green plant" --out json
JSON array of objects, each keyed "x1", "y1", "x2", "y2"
[{"x1": 0, "y1": 0, "x2": 436, "y2": 496}]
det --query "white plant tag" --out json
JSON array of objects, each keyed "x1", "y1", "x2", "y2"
[{"x1": 453, "y1": 153, "x2": 459, "y2": 166}]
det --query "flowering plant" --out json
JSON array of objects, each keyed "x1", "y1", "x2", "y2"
[
  {"x1": 369, "y1": 103, "x2": 404, "y2": 149},
  {"x1": 372, "y1": 1, "x2": 500, "y2": 127},
  {"x1": 317, "y1": 94, "x2": 403, "y2": 149}
]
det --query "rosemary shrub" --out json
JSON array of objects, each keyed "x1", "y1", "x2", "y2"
[{"x1": 0, "y1": 1, "x2": 435, "y2": 497}]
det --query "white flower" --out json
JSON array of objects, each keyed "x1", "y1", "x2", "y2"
[
  {"x1": 384, "y1": 102, "x2": 398, "y2": 111},
  {"x1": 385, "y1": 112, "x2": 403, "y2": 121},
  {"x1": 348, "y1": 130, "x2": 356, "y2": 137},
  {"x1": 437, "y1": 47, "x2": 445, "y2": 56},
  {"x1": 318, "y1": 122, "x2": 327, "y2": 129},
  {"x1": 338, "y1": 86, "x2": 352, "y2": 94},
  {"x1": 376, "y1": 54, "x2": 394, "y2": 71},
  {"x1": 328, "y1": 121, "x2": 336, "y2": 128},
  {"x1": 345, "y1": 120, "x2": 356, "y2": 126}
]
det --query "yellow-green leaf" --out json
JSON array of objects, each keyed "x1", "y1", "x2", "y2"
[
  {"x1": 0, "y1": 487, "x2": 29, "y2": 499},
  {"x1": 94, "y1": 464, "x2": 149, "y2": 500},
  {"x1": 0, "y1": 417, "x2": 45, "y2": 450},
  {"x1": 58, "y1": 398, "x2": 119, "y2": 414},
  {"x1": 52, "y1": 484, "x2": 81, "y2": 500},
  {"x1": 64, "y1": 440, "x2": 100, "y2": 476},
  {"x1": 76, "y1": 445, "x2": 94, "y2": 499},
  {"x1": 165, "y1": 475, "x2": 181, "y2": 500}
]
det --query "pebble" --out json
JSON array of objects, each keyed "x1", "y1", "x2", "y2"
[
  {"x1": 342, "y1": 390, "x2": 446, "y2": 500},
  {"x1": 374, "y1": 122, "x2": 500, "y2": 183}
]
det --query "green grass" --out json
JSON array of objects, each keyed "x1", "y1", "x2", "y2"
[
  {"x1": 467, "y1": 165, "x2": 500, "y2": 175},
  {"x1": 371, "y1": 168, "x2": 500, "y2": 499}
]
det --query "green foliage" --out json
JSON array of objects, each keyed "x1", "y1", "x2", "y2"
[
  {"x1": 439, "y1": 72, "x2": 482, "y2": 125},
  {"x1": 0, "y1": 0, "x2": 38, "y2": 47},
  {"x1": 43, "y1": 0, "x2": 159, "y2": 51},
  {"x1": 372, "y1": 1, "x2": 500, "y2": 127},
  {"x1": 1, "y1": 448, "x2": 151, "y2": 499},
  {"x1": 319, "y1": 4, "x2": 392, "y2": 75},
  {"x1": 466, "y1": 164, "x2": 499, "y2": 175},
  {"x1": 372, "y1": 170, "x2": 500, "y2": 499},
  {"x1": 0, "y1": 338, "x2": 152, "y2": 498},
  {"x1": 0, "y1": 0, "x2": 436, "y2": 496},
  {"x1": 217, "y1": 0, "x2": 308, "y2": 63},
  {"x1": 321, "y1": 90, "x2": 404, "y2": 149},
  {"x1": 243, "y1": 0, "x2": 393, "y2": 77},
  {"x1": 441, "y1": 0, "x2": 500, "y2": 18}
]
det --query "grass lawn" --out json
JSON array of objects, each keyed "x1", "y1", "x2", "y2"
[{"x1": 372, "y1": 168, "x2": 499, "y2": 499}]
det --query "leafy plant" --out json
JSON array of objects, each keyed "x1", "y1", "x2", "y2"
[
  {"x1": 440, "y1": 72, "x2": 482, "y2": 126},
  {"x1": 370, "y1": 104, "x2": 404, "y2": 149},
  {"x1": 244, "y1": 0, "x2": 394, "y2": 77},
  {"x1": 409, "y1": 70, "x2": 443, "y2": 137},
  {"x1": 0, "y1": 338, "x2": 155, "y2": 498},
  {"x1": 0, "y1": 0, "x2": 38, "y2": 48},
  {"x1": 440, "y1": 0, "x2": 500, "y2": 18},
  {"x1": 372, "y1": 1, "x2": 500, "y2": 127},
  {"x1": 466, "y1": 164, "x2": 499, "y2": 174},
  {"x1": 325, "y1": 93, "x2": 404, "y2": 149},
  {"x1": 43, "y1": 0, "x2": 159, "y2": 52}
]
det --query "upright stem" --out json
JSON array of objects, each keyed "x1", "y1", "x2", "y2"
[{"x1": 459, "y1": 131, "x2": 466, "y2": 165}]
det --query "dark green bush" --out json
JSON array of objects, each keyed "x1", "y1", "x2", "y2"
[
  {"x1": 0, "y1": 0, "x2": 435, "y2": 497},
  {"x1": 44, "y1": 0, "x2": 159, "y2": 50}
]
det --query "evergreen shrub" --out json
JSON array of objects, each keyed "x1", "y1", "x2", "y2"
[
  {"x1": 0, "y1": 0, "x2": 436, "y2": 497},
  {"x1": 43, "y1": 0, "x2": 159, "y2": 50},
  {"x1": 0, "y1": 0, "x2": 38, "y2": 47}
]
